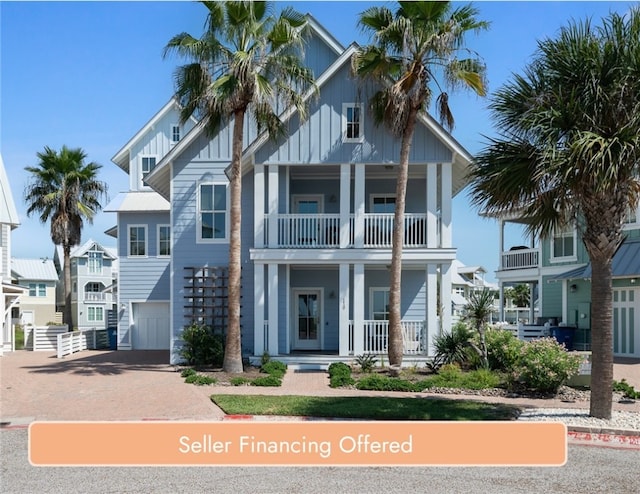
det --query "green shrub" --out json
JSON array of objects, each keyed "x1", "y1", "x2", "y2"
[
  {"x1": 179, "y1": 324, "x2": 224, "y2": 367},
  {"x1": 613, "y1": 379, "x2": 640, "y2": 399},
  {"x1": 184, "y1": 373, "x2": 217, "y2": 385},
  {"x1": 261, "y1": 351, "x2": 271, "y2": 366},
  {"x1": 355, "y1": 353, "x2": 378, "y2": 373},
  {"x1": 355, "y1": 374, "x2": 417, "y2": 392},
  {"x1": 181, "y1": 368, "x2": 197, "y2": 378},
  {"x1": 330, "y1": 374, "x2": 355, "y2": 388},
  {"x1": 261, "y1": 360, "x2": 287, "y2": 378},
  {"x1": 327, "y1": 362, "x2": 354, "y2": 388},
  {"x1": 328, "y1": 362, "x2": 351, "y2": 376},
  {"x1": 230, "y1": 377, "x2": 252, "y2": 386},
  {"x1": 511, "y1": 338, "x2": 582, "y2": 393},
  {"x1": 484, "y1": 327, "x2": 524, "y2": 372},
  {"x1": 251, "y1": 375, "x2": 283, "y2": 387}
]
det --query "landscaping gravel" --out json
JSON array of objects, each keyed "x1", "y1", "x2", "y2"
[{"x1": 517, "y1": 408, "x2": 640, "y2": 432}]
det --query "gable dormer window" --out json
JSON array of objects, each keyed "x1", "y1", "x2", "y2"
[
  {"x1": 343, "y1": 103, "x2": 364, "y2": 143},
  {"x1": 141, "y1": 156, "x2": 156, "y2": 185},
  {"x1": 88, "y1": 249, "x2": 103, "y2": 274},
  {"x1": 171, "y1": 125, "x2": 181, "y2": 144}
]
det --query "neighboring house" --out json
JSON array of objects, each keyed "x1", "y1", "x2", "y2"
[
  {"x1": 53, "y1": 240, "x2": 118, "y2": 331},
  {"x1": 451, "y1": 260, "x2": 498, "y2": 321},
  {"x1": 109, "y1": 17, "x2": 475, "y2": 365},
  {"x1": 1, "y1": 154, "x2": 28, "y2": 354},
  {"x1": 493, "y1": 213, "x2": 640, "y2": 357},
  {"x1": 11, "y1": 258, "x2": 59, "y2": 327}
]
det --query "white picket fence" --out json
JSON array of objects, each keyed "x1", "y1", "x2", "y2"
[{"x1": 57, "y1": 328, "x2": 109, "y2": 358}]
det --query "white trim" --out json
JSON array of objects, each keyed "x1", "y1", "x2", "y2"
[
  {"x1": 369, "y1": 193, "x2": 396, "y2": 213},
  {"x1": 338, "y1": 263, "x2": 350, "y2": 355},
  {"x1": 291, "y1": 288, "x2": 324, "y2": 351},
  {"x1": 549, "y1": 226, "x2": 578, "y2": 263},
  {"x1": 342, "y1": 103, "x2": 365, "y2": 143},
  {"x1": 157, "y1": 224, "x2": 171, "y2": 257},
  {"x1": 292, "y1": 194, "x2": 324, "y2": 214},
  {"x1": 369, "y1": 287, "x2": 390, "y2": 320},
  {"x1": 250, "y1": 247, "x2": 457, "y2": 264},
  {"x1": 267, "y1": 264, "x2": 279, "y2": 355},
  {"x1": 86, "y1": 305, "x2": 104, "y2": 323},
  {"x1": 140, "y1": 155, "x2": 158, "y2": 190},
  {"x1": 170, "y1": 123, "x2": 181, "y2": 145},
  {"x1": 127, "y1": 224, "x2": 148, "y2": 258},
  {"x1": 196, "y1": 181, "x2": 230, "y2": 243}
]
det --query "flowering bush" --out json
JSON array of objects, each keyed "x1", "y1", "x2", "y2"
[
  {"x1": 511, "y1": 338, "x2": 582, "y2": 393},
  {"x1": 484, "y1": 327, "x2": 524, "y2": 372}
]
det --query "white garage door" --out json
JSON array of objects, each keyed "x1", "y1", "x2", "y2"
[{"x1": 132, "y1": 302, "x2": 170, "y2": 350}]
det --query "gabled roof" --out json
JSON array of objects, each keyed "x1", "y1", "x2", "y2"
[
  {"x1": 71, "y1": 239, "x2": 117, "y2": 259},
  {"x1": 0, "y1": 154, "x2": 20, "y2": 227},
  {"x1": 104, "y1": 191, "x2": 170, "y2": 213},
  {"x1": 111, "y1": 97, "x2": 198, "y2": 172},
  {"x1": 11, "y1": 258, "x2": 58, "y2": 281},
  {"x1": 144, "y1": 17, "x2": 474, "y2": 199}
]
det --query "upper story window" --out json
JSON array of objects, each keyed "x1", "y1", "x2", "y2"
[
  {"x1": 128, "y1": 225, "x2": 147, "y2": 257},
  {"x1": 88, "y1": 249, "x2": 103, "y2": 274},
  {"x1": 343, "y1": 103, "x2": 364, "y2": 142},
  {"x1": 198, "y1": 183, "x2": 228, "y2": 242},
  {"x1": 158, "y1": 225, "x2": 171, "y2": 257},
  {"x1": 551, "y1": 225, "x2": 576, "y2": 261},
  {"x1": 87, "y1": 306, "x2": 104, "y2": 322},
  {"x1": 141, "y1": 156, "x2": 156, "y2": 185},
  {"x1": 85, "y1": 282, "x2": 101, "y2": 293},
  {"x1": 371, "y1": 195, "x2": 396, "y2": 213},
  {"x1": 29, "y1": 283, "x2": 46, "y2": 297},
  {"x1": 171, "y1": 125, "x2": 181, "y2": 144}
]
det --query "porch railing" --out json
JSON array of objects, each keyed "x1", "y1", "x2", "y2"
[
  {"x1": 349, "y1": 320, "x2": 426, "y2": 355},
  {"x1": 265, "y1": 213, "x2": 428, "y2": 249},
  {"x1": 500, "y1": 248, "x2": 539, "y2": 270},
  {"x1": 83, "y1": 292, "x2": 112, "y2": 303}
]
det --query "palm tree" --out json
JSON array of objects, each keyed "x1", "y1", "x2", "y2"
[
  {"x1": 352, "y1": 1, "x2": 488, "y2": 367},
  {"x1": 464, "y1": 288, "x2": 495, "y2": 368},
  {"x1": 469, "y1": 9, "x2": 640, "y2": 419},
  {"x1": 163, "y1": 1, "x2": 315, "y2": 373},
  {"x1": 24, "y1": 146, "x2": 107, "y2": 331}
]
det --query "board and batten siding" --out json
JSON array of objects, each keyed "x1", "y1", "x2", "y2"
[
  {"x1": 255, "y1": 63, "x2": 453, "y2": 165},
  {"x1": 0, "y1": 224, "x2": 8, "y2": 279},
  {"x1": 170, "y1": 156, "x2": 255, "y2": 356}
]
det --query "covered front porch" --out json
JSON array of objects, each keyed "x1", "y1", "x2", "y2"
[{"x1": 250, "y1": 261, "x2": 454, "y2": 362}]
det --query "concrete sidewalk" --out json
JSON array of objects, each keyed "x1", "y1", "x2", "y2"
[{"x1": 1, "y1": 350, "x2": 639, "y2": 428}]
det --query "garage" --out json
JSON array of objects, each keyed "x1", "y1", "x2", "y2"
[{"x1": 132, "y1": 302, "x2": 170, "y2": 350}]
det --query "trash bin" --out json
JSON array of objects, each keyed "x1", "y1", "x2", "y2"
[
  {"x1": 550, "y1": 326, "x2": 576, "y2": 351},
  {"x1": 107, "y1": 327, "x2": 117, "y2": 350}
]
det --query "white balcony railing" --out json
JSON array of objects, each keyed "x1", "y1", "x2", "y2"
[
  {"x1": 265, "y1": 213, "x2": 428, "y2": 249},
  {"x1": 501, "y1": 248, "x2": 539, "y2": 270},
  {"x1": 349, "y1": 320, "x2": 425, "y2": 355},
  {"x1": 83, "y1": 292, "x2": 112, "y2": 303}
]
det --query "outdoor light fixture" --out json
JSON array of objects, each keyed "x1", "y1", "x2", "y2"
[{"x1": 570, "y1": 284, "x2": 578, "y2": 293}]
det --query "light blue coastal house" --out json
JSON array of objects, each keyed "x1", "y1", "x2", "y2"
[{"x1": 107, "y1": 17, "x2": 474, "y2": 365}]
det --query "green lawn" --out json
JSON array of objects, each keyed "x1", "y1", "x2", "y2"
[{"x1": 211, "y1": 395, "x2": 520, "y2": 421}]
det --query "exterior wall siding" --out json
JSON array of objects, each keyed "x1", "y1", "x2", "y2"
[
  {"x1": 541, "y1": 276, "x2": 563, "y2": 320},
  {"x1": 254, "y1": 63, "x2": 453, "y2": 165}
]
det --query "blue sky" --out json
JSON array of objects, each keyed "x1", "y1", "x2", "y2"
[{"x1": 1, "y1": 1, "x2": 634, "y2": 280}]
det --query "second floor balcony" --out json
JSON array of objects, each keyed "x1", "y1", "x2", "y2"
[
  {"x1": 265, "y1": 212, "x2": 429, "y2": 249},
  {"x1": 83, "y1": 292, "x2": 113, "y2": 304},
  {"x1": 500, "y1": 247, "x2": 540, "y2": 270}
]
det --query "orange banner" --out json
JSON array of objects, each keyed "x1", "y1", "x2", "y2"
[{"x1": 29, "y1": 421, "x2": 566, "y2": 466}]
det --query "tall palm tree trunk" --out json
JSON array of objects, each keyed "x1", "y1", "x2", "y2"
[
  {"x1": 63, "y1": 246, "x2": 74, "y2": 331},
  {"x1": 589, "y1": 257, "x2": 614, "y2": 419},
  {"x1": 388, "y1": 108, "x2": 418, "y2": 367},
  {"x1": 223, "y1": 109, "x2": 245, "y2": 373}
]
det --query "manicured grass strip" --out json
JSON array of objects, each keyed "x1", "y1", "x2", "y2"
[{"x1": 211, "y1": 395, "x2": 520, "y2": 421}]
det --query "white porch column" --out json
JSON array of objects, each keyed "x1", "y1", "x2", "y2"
[
  {"x1": 426, "y1": 264, "x2": 439, "y2": 356},
  {"x1": 499, "y1": 282, "x2": 505, "y2": 322},
  {"x1": 441, "y1": 163, "x2": 452, "y2": 248},
  {"x1": 254, "y1": 164, "x2": 265, "y2": 248},
  {"x1": 340, "y1": 164, "x2": 351, "y2": 248},
  {"x1": 440, "y1": 262, "x2": 452, "y2": 333},
  {"x1": 499, "y1": 219, "x2": 505, "y2": 270},
  {"x1": 253, "y1": 263, "x2": 265, "y2": 356},
  {"x1": 339, "y1": 263, "x2": 350, "y2": 356},
  {"x1": 353, "y1": 263, "x2": 365, "y2": 354},
  {"x1": 427, "y1": 163, "x2": 438, "y2": 248},
  {"x1": 267, "y1": 165, "x2": 279, "y2": 247},
  {"x1": 267, "y1": 263, "x2": 279, "y2": 355},
  {"x1": 354, "y1": 164, "x2": 365, "y2": 248}
]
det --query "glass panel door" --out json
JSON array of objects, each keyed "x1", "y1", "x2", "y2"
[{"x1": 293, "y1": 290, "x2": 322, "y2": 350}]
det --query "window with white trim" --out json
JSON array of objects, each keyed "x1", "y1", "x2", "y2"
[
  {"x1": 87, "y1": 306, "x2": 104, "y2": 322},
  {"x1": 128, "y1": 225, "x2": 147, "y2": 257},
  {"x1": 158, "y1": 225, "x2": 171, "y2": 257},
  {"x1": 29, "y1": 283, "x2": 46, "y2": 297},
  {"x1": 370, "y1": 194, "x2": 396, "y2": 213},
  {"x1": 551, "y1": 225, "x2": 576, "y2": 260},
  {"x1": 141, "y1": 156, "x2": 156, "y2": 184},
  {"x1": 198, "y1": 183, "x2": 228, "y2": 242},
  {"x1": 370, "y1": 288, "x2": 390, "y2": 321},
  {"x1": 343, "y1": 103, "x2": 364, "y2": 142},
  {"x1": 171, "y1": 125, "x2": 181, "y2": 144},
  {"x1": 88, "y1": 249, "x2": 103, "y2": 274}
]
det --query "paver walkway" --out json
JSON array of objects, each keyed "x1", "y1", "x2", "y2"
[{"x1": 1, "y1": 350, "x2": 639, "y2": 427}]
